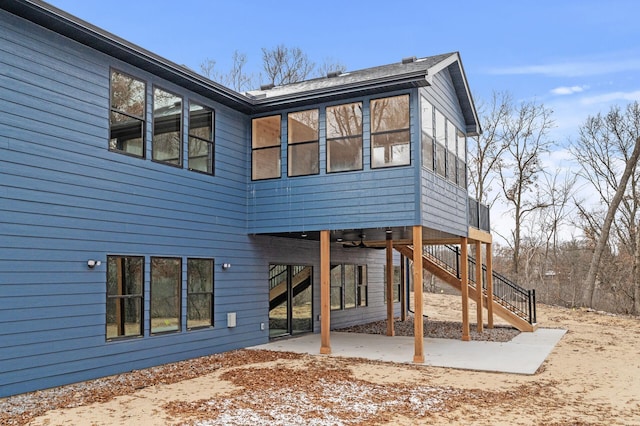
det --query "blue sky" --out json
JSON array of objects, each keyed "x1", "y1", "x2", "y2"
[
  {"x1": 45, "y1": 0, "x2": 640, "y2": 242},
  {"x1": 46, "y1": 0, "x2": 640, "y2": 145}
]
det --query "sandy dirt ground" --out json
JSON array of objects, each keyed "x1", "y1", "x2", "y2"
[{"x1": 2, "y1": 293, "x2": 640, "y2": 425}]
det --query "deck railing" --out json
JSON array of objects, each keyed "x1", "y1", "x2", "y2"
[
  {"x1": 423, "y1": 244, "x2": 536, "y2": 324},
  {"x1": 468, "y1": 198, "x2": 490, "y2": 232}
]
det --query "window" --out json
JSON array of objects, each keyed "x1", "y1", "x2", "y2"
[
  {"x1": 150, "y1": 257, "x2": 181, "y2": 333},
  {"x1": 252, "y1": 115, "x2": 281, "y2": 180},
  {"x1": 326, "y1": 102, "x2": 363, "y2": 173},
  {"x1": 357, "y1": 265, "x2": 368, "y2": 307},
  {"x1": 370, "y1": 95, "x2": 410, "y2": 168},
  {"x1": 109, "y1": 70, "x2": 145, "y2": 157},
  {"x1": 330, "y1": 264, "x2": 367, "y2": 310},
  {"x1": 187, "y1": 258, "x2": 214, "y2": 329},
  {"x1": 152, "y1": 88, "x2": 182, "y2": 166},
  {"x1": 188, "y1": 102, "x2": 215, "y2": 174},
  {"x1": 106, "y1": 256, "x2": 144, "y2": 340},
  {"x1": 384, "y1": 265, "x2": 401, "y2": 304},
  {"x1": 421, "y1": 97, "x2": 434, "y2": 171},
  {"x1": 457, "y1": 129, "x2": 467, "y2": 187},
  {"x1": 447, "y1": 121, "x2": 457, "y2": 183},
  {"x1": 288, "y1": 109, "x2": 319, "y2": 176},
  {"x1": 434, "y1": 109, "x2": 446, "y2": 177},
  {"x1": 330, "y1": 264, "x2": 343, "y2": 310}
]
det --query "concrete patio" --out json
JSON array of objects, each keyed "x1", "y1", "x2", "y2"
[{"x1": 249, "y1": 328, "x2": 567, "y2": 375}]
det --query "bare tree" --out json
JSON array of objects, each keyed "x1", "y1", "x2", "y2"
[
  {"x1": 315, "y1": 58, "x2": 347, "y2": 78},
  {"x1": 200, "y1": 51, "x2": 255, "y2": 92},
  {"x1": 262, "y1": 45, "x2": 315, "y2": 86},
  {"x1": 498, "y1": 99, "x2": 555, "y2": 276},
  {"x1": 573, "y1": 102, "x2": 640, "y2": 312},
  {"x1": 468, "y1": 91, "x2": 511, "y2": 207}
]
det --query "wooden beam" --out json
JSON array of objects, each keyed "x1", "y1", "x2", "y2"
[
  {"x1": 486, "y1": 242, "x2": 494, "y2": 329},
  {"x1": 475, "y1": 240, "x2": 483, "y2": 333},
  {"x1": 413, "y1": 225, "x2": 424, "y2": 363},
  {"x1": 468, "y1": 227, "x2": 493, "y2": 243},
  {"x1": 320, "y1": 230, "x2": 331, "y2": 354},
  {"x1": 400, "y1": 253, "x2": 407, "y2": 321},
  {"x1": 386, "y1": 234, "x2": 395, "y2": 336},
  {"x1": 460, "y1": 237, "x2": 470, "y2": 341}
]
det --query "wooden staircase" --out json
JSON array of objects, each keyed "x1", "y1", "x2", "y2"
[{"x1": 396, "y1": 245, "x2": 537, "y2": 332}]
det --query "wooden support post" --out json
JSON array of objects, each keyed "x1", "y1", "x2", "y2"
[
  {"x1": 461, "y1": 237, "x2": 470, "y2": 341},
  {"x1": 386, "y1": 234, "x2": 395, "y2": 336},
  {"x1": 475, "y1": 240, "x2": 484, "y2": 333},
  {"x1": 400, "y1": 253, "x2": 407, "y2": 321},
  {"x1": 486, "y1": 242, "x2": 494, "y2": 329},
  {"x1": 413, "y1": 225, "x2": 424, "y2": 363},
  {"x1": 320, "y1": 230, "x2": 331, "y2": 354}
]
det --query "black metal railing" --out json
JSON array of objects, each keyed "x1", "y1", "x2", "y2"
[
  {"x1": 423, "y1": 245, "x2": 536, "y2": 324},
  {"x1": 468, "y1": 198, "x2": 490, "y2": 232}
]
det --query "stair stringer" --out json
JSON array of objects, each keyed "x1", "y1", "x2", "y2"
[{"x1": 396, "y1": 245, "x2": 536, "y2": 332}]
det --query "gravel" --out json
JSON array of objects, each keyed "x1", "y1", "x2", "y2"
[{"x1": 336, "y1": 314, "x2": 520, "y2": 342}]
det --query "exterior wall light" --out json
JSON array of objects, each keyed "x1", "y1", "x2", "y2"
[
  {"x1": 87, "y1": 259, "x2": 101, "y2": 269},
  {"x1": 222, "y1": 263, "x2": 231, "y2": 270}
]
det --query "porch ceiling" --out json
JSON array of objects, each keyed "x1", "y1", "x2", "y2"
[{"x1": 258, "y1": 226, "x2": 461, "y2": 247}]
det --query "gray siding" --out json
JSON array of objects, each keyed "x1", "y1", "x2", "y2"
[
  {"x1": 418, "y1": 69, "x2": 469, "y2": 236},
  {"x1": 421, "y1": 169, "x2": 468, "y2": 235},
  {"x1": 0, "y1": 10, "x2": 260, "y2": 397},
  {"x1": 249, "y1": 92, "x2": 419, "y2": 233}
]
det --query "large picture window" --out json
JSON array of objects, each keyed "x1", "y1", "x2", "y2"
[
  {"x1": 330, "y1": 264, "x2": 367, "y2": 310},
  {"x1": 152, "y1": 88, "x2": 183, "y2": 166},
  {"x1": 288, "y1": 109, "x2": 319, "y2": 176},
  {"x1": 326, "y1": 102, "x2": 363, "y2": 173},
  {"x1": 370, "y1": 95, "x2": 410, "y2": 168},
  {"x1": 106, "y1": 255, "x2": 144, "y2": 340},
  {"x1": 109, "y1": 70, "x2": 145, "y2": 157},
  {"x1": 187, "y1": 258, "x2": 214, "y2": 329},
  {"x1": 150, "y1": 257, "x2": 182, "y2": 334},
  {"x1": 252, "y1": 115, "x2": 281, "y2": 180},
  {"x1": 188, "y1": 102, "x2": 215, "y2": 175}
]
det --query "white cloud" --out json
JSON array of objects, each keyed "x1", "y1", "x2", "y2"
[
  {"x1": 550, "y1": 85, "x2": 588, "y2": 95},
  {"x1": 580, "y1": 90, "x2": 640, "y2": 105},
  {"x1": 486, "y1": 57, "x2": 640, "y2": 77}
]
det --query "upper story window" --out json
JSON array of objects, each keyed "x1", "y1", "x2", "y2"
[
  {"x1": 421, "y1": 97, "x2": 468, "y2": 187},
  {"x1": 152, "y1": 87, "x2": 183, "y2": 167},
  {"x1": 288, "y1": 109, "x2": 319, "y2": 177},
  {"x1": 188, "y1": 102, "x2": 215, "y2": 175},
  {"x1": 252, "y1": 115, "x2": 281, "y2": 180},
  {"x1": 457, "y1": 129, "x2": 467, "y2": 187},
  {"x1": 434, "y1": 109, "x2": 447, "y2": 178},
  {"x1": 420, "y1": 97, "x2": 434, "y2": 171},
  {"x1": 326, "y1": 102, "x2": 363, "y2": 173},
  {"x1": 370, "y1": 94, "x2": 410, "y2": 168},
  {"x1": 109, "y1": 70, "x2": 145, "y2": 158},
  {"x1": 446, "y1": 120, "x2": 457, "y2": 183}
]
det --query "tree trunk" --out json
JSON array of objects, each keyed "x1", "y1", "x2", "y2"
[
  {"x1": 635, "y1": 220, "x2": 640, "y2": 315},
  {"x1": 585, "y1": 137, "x2": 640, "y2": 308}
]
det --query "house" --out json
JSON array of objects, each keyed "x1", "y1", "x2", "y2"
[{"x1": 0, "y1": 0, "x2": 535, "y2": 398}]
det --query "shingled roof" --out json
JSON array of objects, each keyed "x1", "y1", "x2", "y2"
[{"x1": 2, "y1": 0, "x2": 480, "y2": 134}]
